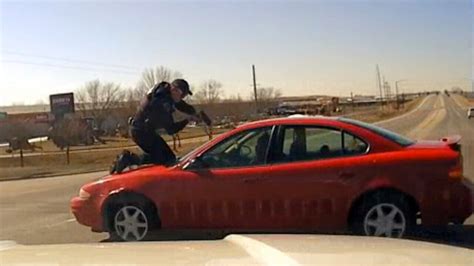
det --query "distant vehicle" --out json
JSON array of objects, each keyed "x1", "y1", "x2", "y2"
[
  {"x1": 468, "y1": 107, "x2": 474, "y2": 119},
  {"x1": 71, "y1": 116, "x2": 473, "y2": 241},
  {"x1": 267, "y1": 106, "x2": 299, "y2": 116},
  {"x1": 5, "y1": 137, "x2": 43, "y2": 153}
]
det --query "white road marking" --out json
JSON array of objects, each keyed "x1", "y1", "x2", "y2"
[
  {"x1": 451, "y1": 94, "x2": 470, "y2": 110},
  {"x1": 0, "y1": 241, "x2": 18, "y2": 251},
  {"x1": 225, "y1": 235, "x2": 300, "y2": 266},
  {"x1": 407, "y1": 96, "x2": 447, "y2": 139},
  {"x1": 375, "y1": 95, "x2": 433, "y2": 125},
  {"x1": 47, "y1": 218, "x2": 76, "y2": 228},
  {"x1": 449, "y1": 96, "x2": 470, "y2": 119}
]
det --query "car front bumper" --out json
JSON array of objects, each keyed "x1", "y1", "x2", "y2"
[{"x1": 70, "y1": 196, "x2": 104, "y2": 232}]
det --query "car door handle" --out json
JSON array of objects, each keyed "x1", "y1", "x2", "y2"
[{"x1": 339, "y1": 172, "x2": 355, "y2": 179}]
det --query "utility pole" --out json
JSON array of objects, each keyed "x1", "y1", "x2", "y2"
[
  {"x1": 395, "y1": 81, "x2": 400, "y2": 110},
  {"x1": 350, "y1": 91, "x2": 355, "y2": 112},
  {"x1": 382, "y1": 76, "x2": 391, "y2": 102},
  {"x1": 382, "y1": 76, "x2": 386, "y2": 105},
  {"x1": 376, "y1": 64, "x2": 383, "y2": 110},
  {"x1": 252, "y1": 65, "x2": 258, "y2": 114},
  {"x1": 395, "y1": 79, "x2": 407, "y2": 110}
]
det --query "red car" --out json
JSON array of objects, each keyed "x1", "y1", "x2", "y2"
[{"x1": 71, "y1": 116, "x2": 473, "y2": 241}]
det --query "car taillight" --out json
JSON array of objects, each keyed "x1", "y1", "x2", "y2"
[{"x1": 448, "y1": 154, "x2": 463, "y2": 180}]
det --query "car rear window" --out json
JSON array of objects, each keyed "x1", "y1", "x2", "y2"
[{"x1": 339, "y1": 118, "x2": 414, "y2": 147}]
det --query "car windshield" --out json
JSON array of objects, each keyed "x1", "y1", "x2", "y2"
[
  {"x1": 176, "y1": 141, "x2": 210, "y2": 164},
  {"x1": 339, "y1": 118, "x2": 415, "y2": 147}
]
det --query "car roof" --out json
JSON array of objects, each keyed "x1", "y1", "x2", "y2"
[{"x1": 237, "y1": 115, "x2": 341, "y2": 129}]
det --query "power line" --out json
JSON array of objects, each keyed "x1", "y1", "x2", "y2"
[
  {"x1": 1, "y1": 60, "x2": 139, "y2": 75},
  {"x1": 2, "y1": 50, "x2": 141, "y2": 71}
]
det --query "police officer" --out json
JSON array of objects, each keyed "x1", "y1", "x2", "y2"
[{"x1": 111, "y1": 79, "x2": 199, "y2": 173}]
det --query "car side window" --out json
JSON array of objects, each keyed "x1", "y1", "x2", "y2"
[
  {"x1": 277, "y1": 126, "x2": 343, "y2": 163},
  {"x1": 343, "y1": 132, "x2": 368, "y2": 155},
  {"x1": 282, "y1": 127, "x2": 295, "y2": 155},
  {"x1": 306, "y1": 127, "x2": 343, "y2": 157},
  {"x1": 198, "y1": 127, "x2": 272, "y2": 169}
]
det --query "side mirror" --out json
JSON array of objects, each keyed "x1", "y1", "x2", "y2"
[{"x1": 186, "y1": 156, "x2": 210, "y2": 170}]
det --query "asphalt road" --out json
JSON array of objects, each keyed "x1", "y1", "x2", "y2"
[
  {"x1": 0, "y1": 94, "x2": 473, "y2": 248},
  {"x1": 379, "y1": 94, "x2": 474, "y2": 180}
]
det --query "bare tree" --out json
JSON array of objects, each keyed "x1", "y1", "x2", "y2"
[
  {"x1": 249, "y1": 87, "x2": 282, "y2": 111},
  {"x1": 224, "y1": 93, "x2": 243, "y2": 103},
  {"x1": 136, "y1": 66, "x2": 183, "y2": 97},
  {"x1": 194, "y1": 80, "x2": 223, "y2": 104},
  {"x1": 76, "y1": 80, "x2": 125, "y2": 130},
  {"x1": 451, "y1": 86, "x2": 463, "y2": 93},
  {"x1": 49, "y1": 117, "x2": 95, "y2": 164},
  {"x1": 256, "y1": 87, "x2": 282, "y2": 102},
  {"x1": 122, "y1": 88, "x2": 140, "y2": 113}
]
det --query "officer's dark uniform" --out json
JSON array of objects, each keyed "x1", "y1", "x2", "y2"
[{"x1": 130, "y1": 80, "x2": 196, "y2": 165}]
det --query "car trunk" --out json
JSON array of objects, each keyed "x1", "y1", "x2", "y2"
[{"x1": 407, "y1": 135, "x2": 463, "y2": 180}]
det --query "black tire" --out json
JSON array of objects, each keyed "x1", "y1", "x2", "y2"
[
  {"x1": 350, "y1": 192, "x2": 415, "y2": 238},
  {"x1": 107, "y1": 200, "x2": 158, "y2": 242}
]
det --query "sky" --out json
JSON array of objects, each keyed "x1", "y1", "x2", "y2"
[{"x1": 0, "y1": 0, "x2": 472, "y2": 106}]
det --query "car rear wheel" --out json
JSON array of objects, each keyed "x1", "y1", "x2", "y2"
[
  {"x1": 111, "y1": 205, "x2": 150, "y2": 241},
  {"x1": 351, "y1": 193, "x2": 415, "y2": 238}
]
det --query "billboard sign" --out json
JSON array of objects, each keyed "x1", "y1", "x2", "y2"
[{"x1": 50, "y1": 93, "x2": 74, "y2": 120}]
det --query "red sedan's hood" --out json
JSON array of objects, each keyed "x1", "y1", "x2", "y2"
[
  {"x1": 97, "y1": 165, "x2": 180, "y2": 186},
  {"x1": 80, "y1": 165, "x2": 182, "y2": 195},
  {"x1": 101, "y1": 164, "x2": 174, "y2": 181}
]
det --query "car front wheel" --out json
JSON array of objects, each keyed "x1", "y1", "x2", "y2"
[
  {"x1": 351, "y1": 193, "x2": 415, "y2": 238},
  {"x1": 112, "y1": 205, "x2": 150, "y2": 241}
]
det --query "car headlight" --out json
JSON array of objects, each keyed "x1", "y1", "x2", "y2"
[{"x1": 79, "y1": 188, "x2": 91, "y2": 200}]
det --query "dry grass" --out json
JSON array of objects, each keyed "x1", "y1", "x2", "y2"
[
  {"x1": 452, "y1": 94, "x2": 474, "y2": 108},
  {"x1": 0, "y1": 127, "x2": 227, "y2": 155},
  {"x1": 348, "y1": 97, "x2": 423, "y2": 123},
  {"x1": 0, "y1": 142, "x2": 204, "y2": 180}
]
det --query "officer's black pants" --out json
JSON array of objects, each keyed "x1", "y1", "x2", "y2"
[{"x1": 131, "y1": 128, "x2": 176, "y2": 165}]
